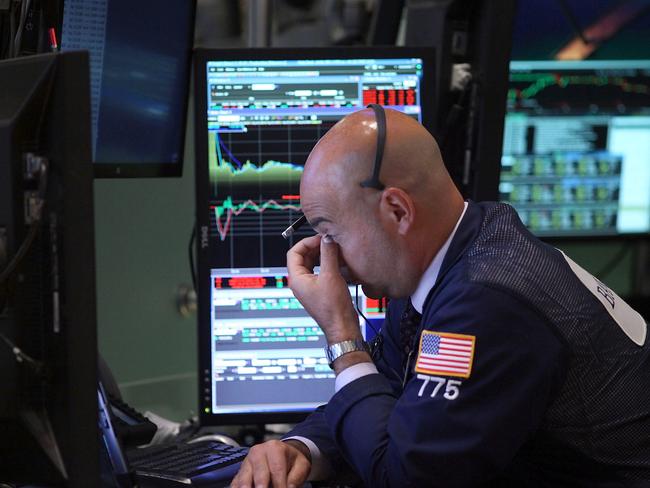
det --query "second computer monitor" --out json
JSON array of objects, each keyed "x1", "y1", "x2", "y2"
[
  {"x1": 501, "y1": 60, "x2": 650, "y2": 238},
  {"x1": 194, "y1": 47, "x2": 435, "y2": 424}
]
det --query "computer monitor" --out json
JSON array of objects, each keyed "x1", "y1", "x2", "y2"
[
  {"x1": 500, "y1": 60, "x2": 650, "y2": 238},
  {"x1": 60, "y1": 0, "x2": 195, "y2": 178},
  {"x1": 0, "y1": 52, "x2": 99, "y2": 485},
  {"x1": 194, "y1": 47, "x2": 435, "y2": 424}
]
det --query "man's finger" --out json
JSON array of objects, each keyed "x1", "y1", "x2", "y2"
[
  {"x1": 266, "y1": 447, "x2": 288, "y2": 488},
  {"x1": 286, "y1": 454, "x2": 311, "y2": 488},
  {"x1": 319, "y1": 235, "x2": 341, "y2": 276},
  {"x1": 287, "y1": 235, "x2": 321, "y2": 277},
  {"x1": 290, "y1": 234, "x2": 321, "y2": 255},
  {"x1": 249, "y1": 448, "x2": 271, "y2": 488},
  {"x1": 231, "y1": 458, "x2": 253, "y2": 488}
]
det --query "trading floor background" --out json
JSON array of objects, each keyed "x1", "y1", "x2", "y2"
[{"x1": 95, "y1": 0, "x2": 650, "y2": 421}]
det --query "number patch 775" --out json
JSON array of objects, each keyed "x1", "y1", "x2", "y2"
[{"x1": 416, "y1": 374, "x2": 462, "y2": 400}]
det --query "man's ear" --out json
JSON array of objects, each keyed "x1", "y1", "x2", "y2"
[{"x1": 379, "y1": 187, "x2": 415, "y2": 235}]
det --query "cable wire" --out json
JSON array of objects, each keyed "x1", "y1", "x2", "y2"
[
  {"x1": 12, "y1": 0, "x2": 30, "y2": 57},
  {"x1": 555, "y1": 0, "x2": 590, "y2": 44},
  {"x1": 7, "y1": 0, "x2": 17, "y2": 58},
  {"x1": 354, "y1": 284, "x2": 379, "y2": 336},
  {"x1": 354, "y1": 286, "x2": 405, "y2": 383},
  {"x1": 0, "y1": 330, "x2": 43, "y2": 373},
  {"x1": 0, "y1": 159, "x2": 48, "y2": 285}
]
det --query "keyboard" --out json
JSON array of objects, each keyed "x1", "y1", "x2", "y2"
[{"x1": 127, "y1": 440, "x2": 248, "y2": 487}]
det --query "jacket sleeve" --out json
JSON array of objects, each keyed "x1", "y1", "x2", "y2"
[
  {"x1": 284, "y1": 405, "x2": 361, "y2": 483},
  {"x1": 323, "y1": 283, "x2": 568, "y2": 487},
  {"x1": 283, "y1": 301, "x2": 406, "y2": 483}
]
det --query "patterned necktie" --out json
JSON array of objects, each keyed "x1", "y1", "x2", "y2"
[{"x1": 399, "y1": 300, "x2": 422, "y2": 364}]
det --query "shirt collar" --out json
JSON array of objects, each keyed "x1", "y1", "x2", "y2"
[{"x1": 410, "y1": 202, "x2": 468, "y2": 313}]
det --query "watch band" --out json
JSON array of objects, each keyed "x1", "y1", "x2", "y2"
[{"x1": 325, "y1": 338, "x2": 370, "y2": 369}]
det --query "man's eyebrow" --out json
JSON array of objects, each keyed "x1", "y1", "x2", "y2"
[{"x1": 308, "y1": 217, "x2": 332, "y2": 229}]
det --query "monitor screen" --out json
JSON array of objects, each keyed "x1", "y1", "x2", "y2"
[
  {"x1": 500, "y1": 60, "x2": 650, "y2": 237},
  {"x1": 61, "y1": 0, "x2": 195, "y2": 178},
  {"x1": 209, "y1": 267, "x2": 374, "y2": 416},
  {"x1": 194, "y1": 47, "x2": 434, "y2": 423}
]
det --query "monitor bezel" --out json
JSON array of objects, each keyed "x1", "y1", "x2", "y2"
[
  {"x1": 499, "y1": 59, "x2": 650, "y2": 241},
  {"x1": 193, "y1": 46, "x2": 436, "y2": 426},
  {"x1": 0, "y1": 51, "x2": 100, "y2": 483},
  {"x1": 85, "y1": 1, "x2": 196, "y2": 179}
]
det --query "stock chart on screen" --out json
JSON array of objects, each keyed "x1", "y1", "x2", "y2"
[
  {"x1": 501, "y1": 60, "x2": 650, "y2": 237},
  {"x1": 204, "y1": 57, "x2": 424, "y2": 268}
]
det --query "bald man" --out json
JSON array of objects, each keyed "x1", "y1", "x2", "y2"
[{"x1": 231, "y1": 108, "x2": 650, "y2": 487}]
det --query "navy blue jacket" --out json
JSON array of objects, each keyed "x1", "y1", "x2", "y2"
[{"x1": 287, "y1": 201, "x2": 650, "y2": 487}]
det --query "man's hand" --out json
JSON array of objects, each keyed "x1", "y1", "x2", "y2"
[
  {"x1": 287, "y1": 235, "x2": 361, "y2": 344},
  {"x1": 230, "y1": 439, "x2": 311, "y2": 488}
]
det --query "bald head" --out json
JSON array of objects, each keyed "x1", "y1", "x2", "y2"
[
  {"x1": 298, "y1": 107, "x2": 465, "y2": 299},
  {"x1": 301, "y1": 108, "x2": 448, "y2": 202}
]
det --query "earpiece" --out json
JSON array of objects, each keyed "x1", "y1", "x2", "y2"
[{"x1": 360, "y1": 103, "x2": 387, "y2": 190}]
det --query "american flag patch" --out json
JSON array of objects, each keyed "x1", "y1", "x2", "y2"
[{"x1": 414, "y1": 331, "x2": 476, "y2": 379}]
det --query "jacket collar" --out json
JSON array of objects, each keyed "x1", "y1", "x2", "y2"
[
  {"x1": 421, "y1": 200, "x2": 484, "y2": 311},
  {"x1": 410, "y1": 202, "x2": 468, "y2": 313}
]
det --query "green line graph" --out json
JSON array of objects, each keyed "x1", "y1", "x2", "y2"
[
  {"x1": 208, "y1": 131, "x2": 303, "y2": 184},
  {"x1": 212, "y1": 196, "x2": 301, "y2": 240},
  {"x1": 508, "y1": 73, "x2": 650, "y2": 102}
]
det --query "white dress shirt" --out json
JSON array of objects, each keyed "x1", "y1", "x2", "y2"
[{"x1": 286, "y1": 202, "x2": 469, "y2": 480}]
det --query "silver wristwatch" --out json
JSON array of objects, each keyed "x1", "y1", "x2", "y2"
[{"x1": 325, "y1": 338, "x2": 370, "y2": 369}]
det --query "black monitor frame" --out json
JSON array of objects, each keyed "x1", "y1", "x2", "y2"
[
  {"x1": 193, "y1": 46, "x2": 436, "y2": 426},
  {"x1": 60, "y1": 0, "x2": 196, "y2": 179},
  {"x1": 498, "y1": 59, "x2": 650, "y2": 242},
  {"x1": 0, "y1": 51, "x2": 99, "y2": 485}
]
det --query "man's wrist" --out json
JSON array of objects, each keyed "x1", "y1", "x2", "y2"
[
  {"x1": 283, "y1": 436, "x2": 332, "y2": 481},
  {"x1": 322, "y1": 312, "x2": 362, "y2": 344},
  {"x1": 331, "y1": 350, "x2": 372, "y2": 375},
  {"x1": 284, "y1": 439, "x2": 312, "y2": 463}
]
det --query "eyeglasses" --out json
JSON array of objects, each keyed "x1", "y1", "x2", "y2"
[
  {"x1": 281, "y1": 104, "x2": 387, "y2": 240},
  {"x1": 281, "y1": 214, "x2": 307, "y2": 239}
]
